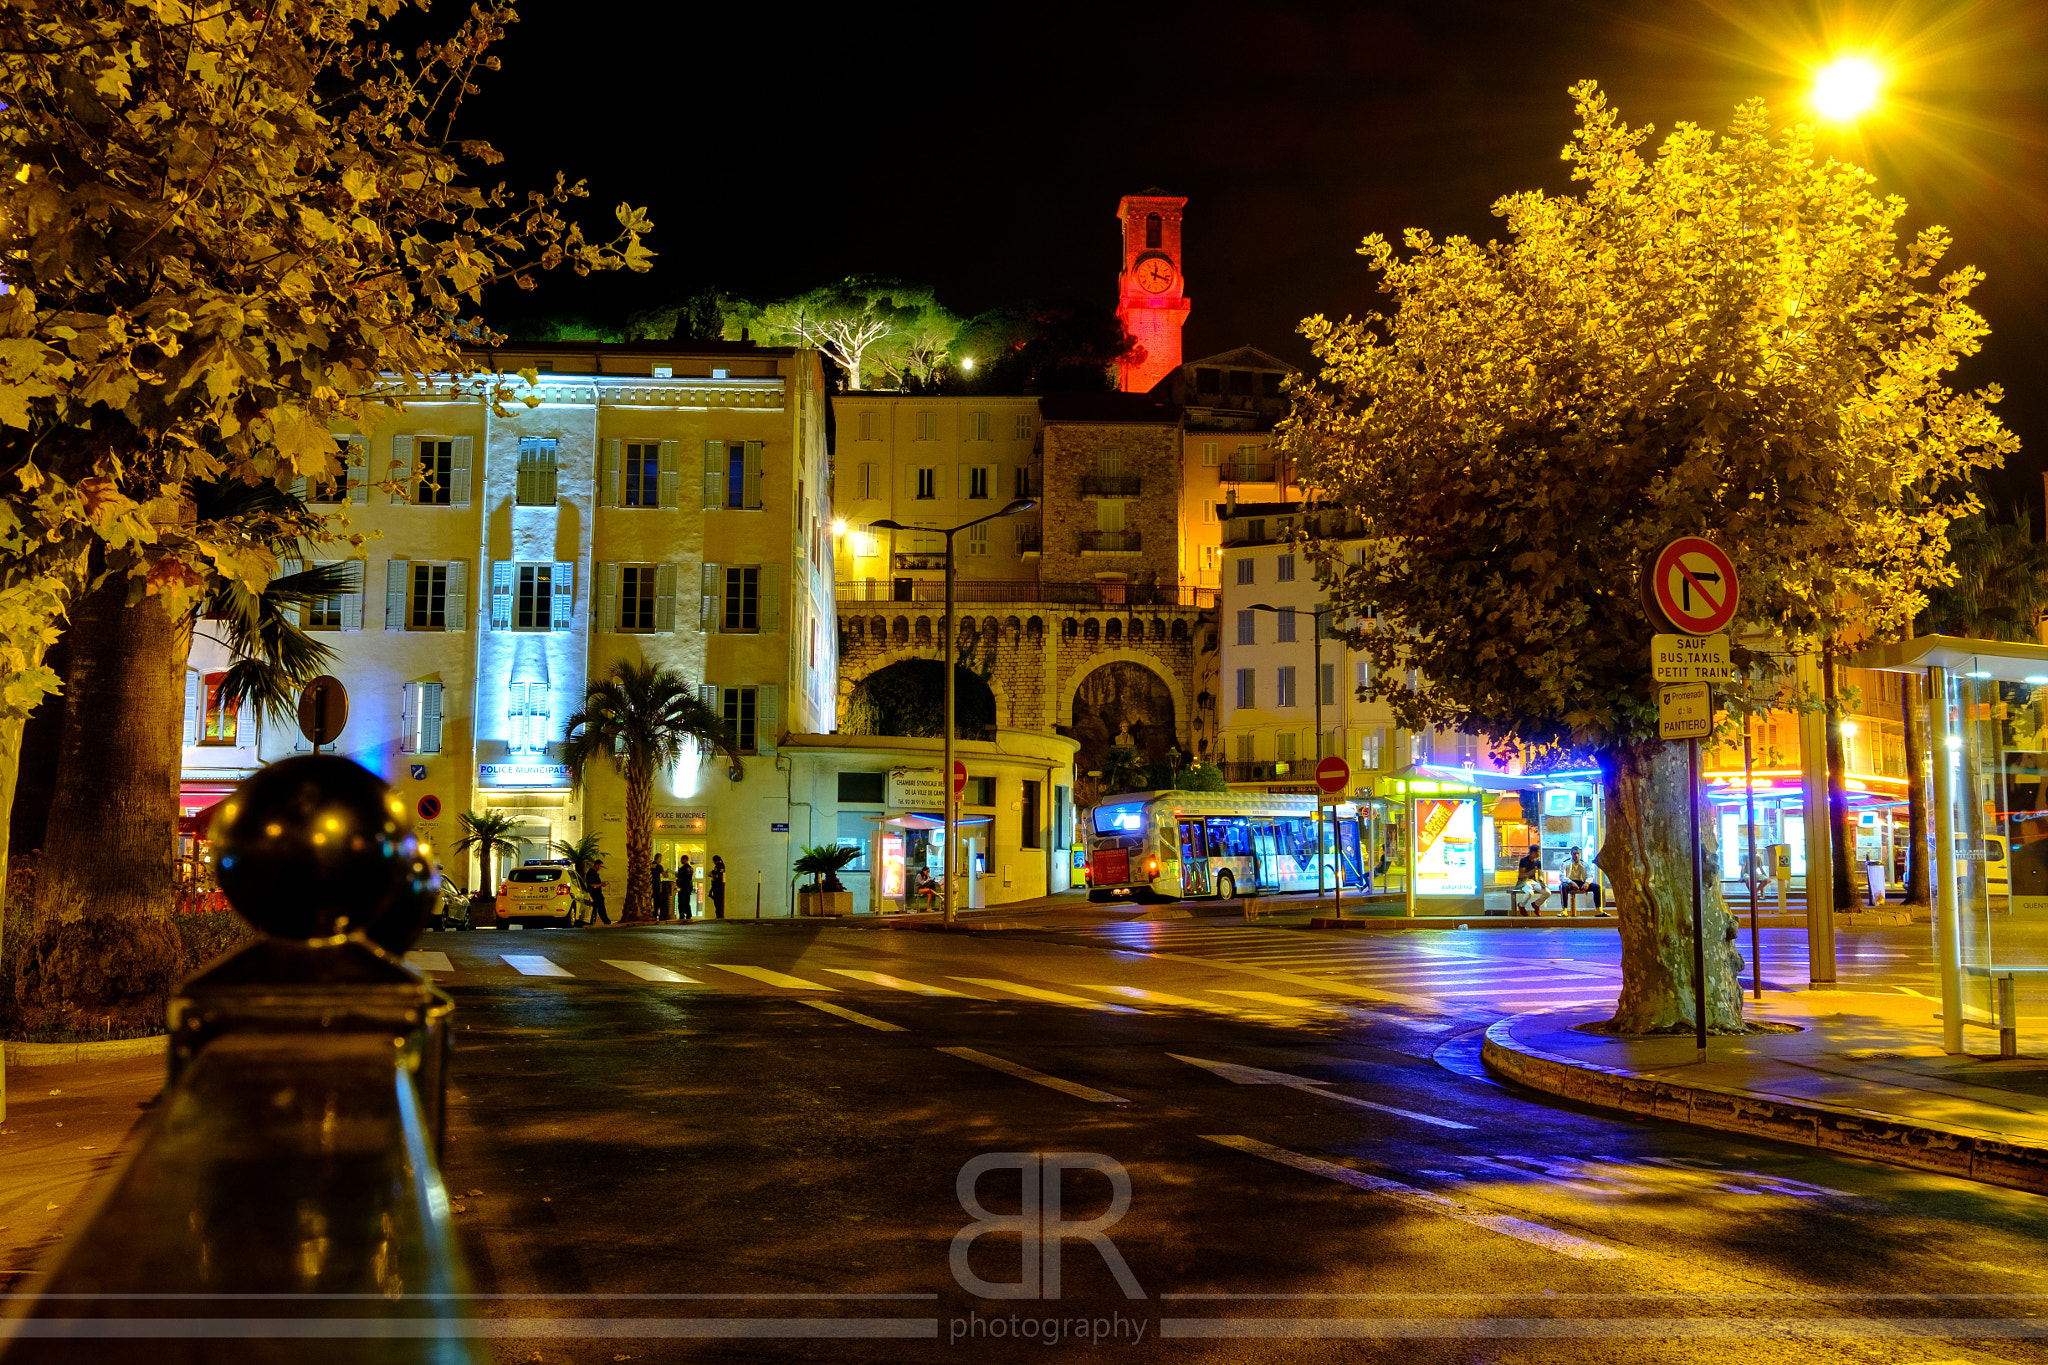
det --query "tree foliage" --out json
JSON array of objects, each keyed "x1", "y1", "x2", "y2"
[
  {"x1": 950, "y1": 302, "x2": 1139, "y2": 394},
  {"x1": 1915, "y1": 493, "x2": 2048, "y2": 641},
  {"x1": 731, "y1": 278, "x2": 960, "y2": 390}
]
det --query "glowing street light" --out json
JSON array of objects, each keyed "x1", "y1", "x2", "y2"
[{"x1": 1812, "y1": 56, "x2": 1882, "y2": 121}]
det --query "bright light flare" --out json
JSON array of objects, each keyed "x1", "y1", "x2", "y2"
[
  {"x1": 832, "y1": 518, "x2": 847, "y2": 536},
  {"x1": 1812, "y1": 56, "x2": 1883, "y2": 121}
]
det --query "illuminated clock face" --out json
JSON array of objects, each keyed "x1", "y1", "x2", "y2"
[{"x1": 1136, "y1": 257, "x2": 1175, "y2": 294}]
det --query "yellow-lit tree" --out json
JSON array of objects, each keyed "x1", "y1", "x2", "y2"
[{"x1": 1288, "y1": 83, "x2": 2017, "y2": 1033}]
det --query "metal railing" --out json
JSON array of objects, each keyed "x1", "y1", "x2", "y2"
[
  {"x1": 1079, "y1": 530, "x2": 1142, "y2": 554},
  {"x1": 1221, "y1": 760, "x2": 1302, "y2": 782},
  {"x1": 1080, "y1": 475, "x2": 1142, "y2": 497},
  {"x1": 836, "y1": 578, "x2": 1216, "y2": 608},
  {"x1": 892, "y1": 552, "x2": 949, "y2": 571},
  {"x1": 1218, "y1": 462, "x2": 1279, "y2": 484},
  {"x1": 0, "y1": 755, "x2": 478, "y2": 1359}
]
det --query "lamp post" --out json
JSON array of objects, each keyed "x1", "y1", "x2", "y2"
[
  {"x1": 871, "y1": 498, "x2": 1036, "y2": 922},
  {"x1": 1247, "y1": 601, "x2": 1333, "y2": 894}
]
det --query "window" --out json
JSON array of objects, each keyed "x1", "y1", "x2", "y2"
[
  {"x1": 1276, "y1": 732, "x2": 1297, "y2": 762},
  {"x1": 414, "y1": 439, "x2": 454, "y2": 504},
  {"x1": 838, "y1": 771, "x2": 885, "y2": 804},
  {"x1": 1236, "y1": 444, "x2": 1260, "y2": 476},
  {"x1": 304, "y1": 562, "x2": 362, "y2": 631},
  {"x1": 724, "y1": 566, "x2": 760, "y2": 632},
  {"x1": 1455, "y1": 731, "x2": 1482, "y2": 766},
  {"x1": 1203, "y1": 502, "x2": 1216, "y2": 525},
  {"x1": 969, "y1": 411, "x2": 990, "y2": 441},
  {"x1": 388, "y1": 559, "x2": 465, "y2": 631},
  {"x1": 1361, "y1": 728, "x2": 1385, "y2": 771},
  {"x1": 1276, "y1": 554, "x2": 1296, "y2": 582},
  {"x1": 411, "y1": 563, "x2": 447, "y2": 629},
  {"x1": 623, "y1": 442, "x2": 661, "y2": 507},
  {"x1": 516, "y1": 564, "x2": 556, "y2": 630},
  {"x1": 1202, "y1": 441, "x2": 1219, "y2": 465},
  {"x1": 915, "y1": 468, "x2": 937, "y2": 500},
  {"x1": 967, "y1": 466, "x2": 990, "y2": 500},
  {"x1": 851, "y1": 524, "x2": 881, "y2": 559},
  {"x1": 1202, "y1": 546, "x2": 1218, "y2": 570},
  {"x1": 1235, "y1": 668, "x2": 1255, "y2": 709},
  {"x1": 1021, "y1": 779, "x2": 1042, "y2": 849},
  {"x1": 1247, "y1": 518, "x2": 1266, "y2": 542},
  {"x1": 1014, "y1": 414, "x2": 1033, "y2": 440},
  {"x1": 1277, "y1": 608, "x2": 1296, "y2": 643},
  {"x1": 1145, "y1": 212, "x2": 1162, "y2": 249},
  {"x1": 1196, "y1": 368, "x2": 1221, "y2": 394},
  {"x1": 1320, "y1": 662, "x2": 1336, "y2": 707},
  {"x1": 1053, "y1": 786, "x2": 1071, "y2": 851},
  {"x1": 704, "y1": 440, "x2": 763, "y2": 510},
  {"x1": 1356, "y1": 659, "x2": 1371, "y2": 689},
  {"x1": 916, "y1": 411, "x2": 938, "y2": 441},
  {"x1": 509, "y1": 680, "x2": 551, "y2": 755},
  {"x1": 1014, "y1": 466, "x2": 1034, "y2": 499},
  {"x1": 515, "y1": 437, "x2": 558, "y2": 506},
  {"x1": 1097, "y1": 446, "x2": 1125, "y2": 476},
  {"x1": 1230, "y1": 370, "x2": 1255, "y2": 396},
  {"x1": 200, "y1": 672, "x2": 237, "y2": 745},
  {"x1": 619, "y1": 565, "x2": 658, "y2": 631},
  {"x1": 1236, "y1": 610, "x2": 1255, "y2": 646},
  {"x1": 400, "y1": 681, "x2": 444, "y2": 754},
  {"x1": 1277, "y1": 666, "x2": 1297, "y2": 707},
  {"x1": 724, "y1": 686, "x2": 758, "y2": 754},
  {"x1": 965, "y1": 776, "x2": 995, "y2": 807},
  {"x1": 1095, "y1": 500, "x2": 1124, "y2": 533},
  {"x1": 306, "y1": 470, "x2": 344, "y2": 504},
  {"x1": 967, "y1": 523, "x2": 989, "y2": 557},
  {"x1": 858, "y1": 411, "x2": 880, "y2": 441},
  {"x1": 1236, "y1": 558, "x2": 1254, "y2": 586}
]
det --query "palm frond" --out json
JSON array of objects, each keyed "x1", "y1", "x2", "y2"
[{"x1": 211, "y1": 658, "x2": 306, "y2": 729}]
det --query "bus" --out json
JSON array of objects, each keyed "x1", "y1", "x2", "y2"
[{"x1": 1085, "y1": 791, "x2": 1364, "y2": 902}]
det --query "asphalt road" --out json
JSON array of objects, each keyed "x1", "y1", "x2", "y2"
[{"x1": 422, "y1": 917, "x2": 2048, "y2": 1363}]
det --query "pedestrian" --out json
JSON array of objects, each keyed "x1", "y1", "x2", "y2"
[
  {"x1": 1512, "y1": 847, "x2": 1550, "y2": 916},
  {"x1": 710, "y1": 855, "x2": 727, "y2": 919},
  {"x1": 677, "y1": 854, "x2": 696, "y2": 919},
  {"x1": 1559, "y1": 845, "x2": 1604, "y2": 915},
  {"x1": 587, "y1": 859, "x2": 611, "y2": 925},
  {"x1": 650, "y1": 856, "x2": 671, "y2": 920},
  {"x1": 913, "y1": 864, "x2": 940, "y2": 911}
]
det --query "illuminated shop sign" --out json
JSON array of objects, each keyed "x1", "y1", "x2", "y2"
[
  {"x1": 478, "y1": 763, "x2": 572, "y2": 789},
  {"x1": 1414, "y1": 795, "x2": 1481, "y2": 897}
]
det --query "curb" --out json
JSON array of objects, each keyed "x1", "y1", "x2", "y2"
[
  {"x1": 1480, "y1": 1013, "x2": 2048, "y2": 1196},
  {"x1": 4, "y1": 1034, "x2": 166, "y2": 1066},
  {"x1": 1310, "y1": 916, "x2": 1622, "y2": 931}
]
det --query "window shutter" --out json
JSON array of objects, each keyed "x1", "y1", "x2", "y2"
[
  {"x1": 928, "y1": 462, "x2": 945, "y2": 502},
  {"x1": 757, "y1": 564, "x2": 781, "y2": 635},
  {"x1": 957, "y1": 463, "x2": 972, "y2": 500},
  {"x1": 860, "y1": 462, "x2": 877, "y2": 499},
  {"x1": 400, "y1": 683, "x2": 418, "y2": 754},
  {"x1": 444, "y1": 559, "x2": 467, "y2": 632},
  {"x1": 743, "y1": 441, "x2": 763, "y2": 509},
  {"x1": 655, "y1": 563, "x2": 677, "y2": 633},
  {"x1": 346, "y1": 437, "x2": 369, "y2": 504},
  {"x1": 422, "y1": 682, "x2": 444, "y2": 754},
  {"x1": 698, "y1": 683, "x2": 718, "y2": 715},
  {"x1": 386, "y1": 559, "x2": 409, "y2": 630},
  {"x1": 290, "y1": 474, "x2": 308, "y2": 500},
  {"x1": 658, "y1": 440, "x2": 680, "y2": 509},
  {"x1": 703, "y1": 440, "x2": 726, "y2": 509},
  {"x1": 596, "y1": 561, "x2": 617, "y2": 634},
  {"x1": 700, "y1": 563, "x2": 720, "y2": 633},
  {"x1": 449, "y1": 436, "x2": 473, "y2": 506},
  {"x1": 182, "y1": 671, "x2": 200, "y2": 747},
  {"x1": 490, "y1": 560, "x2": 513, "y2": 631},
  {"x1": 599, "y1": 439, "x2": 619, "y2": 508},
  {"x1": 339, "y1": 561, "x2": 363, "y2": 631},
  {"x1": 278, "y1": 557, "x2": 303, "y2": 626},
  {"x1": 755, "y1": 684, "x2": 780, "y2": 757},
  {"x1": 389, "y1": 435, "x2": 414, "y2": 505},
  {"x1": 551, "y1": 560, "x2": 573, "y2": 631}
]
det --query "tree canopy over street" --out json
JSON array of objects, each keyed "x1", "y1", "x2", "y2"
[{"x1": 1288, "y1": 82, "x2": 2018, "y2": 1033}]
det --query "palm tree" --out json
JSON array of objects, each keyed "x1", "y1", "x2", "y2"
[
  {"x1": 563, "y1": 661, "x2": 741, "y2": 922},
  {"x1": 454, "y1": 811, "x2": 522, "y2": 899}
]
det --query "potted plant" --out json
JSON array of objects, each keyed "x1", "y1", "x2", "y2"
[{"x1": 793, "y1": 843, "x2": 860, "y2": 917}]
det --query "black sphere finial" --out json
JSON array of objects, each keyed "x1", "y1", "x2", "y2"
[{"x1": 210, "y1": 755, "x2": 438, "y2": 954}]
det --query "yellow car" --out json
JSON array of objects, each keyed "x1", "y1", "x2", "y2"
[{"x1": 496, "y1": 862, "x2": 580, "y2": 929}]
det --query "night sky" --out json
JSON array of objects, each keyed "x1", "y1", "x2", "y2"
[{"x1": 472, "y1": 0, "x2": 2048, "y2": 509}]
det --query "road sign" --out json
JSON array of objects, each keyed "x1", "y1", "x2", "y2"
[
  {"x1": 1652, "y1": 632, "x2": 1731, "y2": 683},
  {"x1": 1315, "y1": 755, "x2": 1350, "y2": 797},
  {"x1": 417, "y1": 795, "x2": 441, "y2": 821},
  {"x1": 770, "y1": 822, "x2": 789, "y2": 833},
  {"x1": 953, "y1": 759, "x2": 968, "y2": 799},
  {"x1": 1647, "y1": 537, "x2": 1739, "y2": 634},
  {"x1": 1658, "y1": 682, "x2": 1712, "y2": 740},
  {"x1": 297, "y1": 675, "x2": 348, "y2": 748}
]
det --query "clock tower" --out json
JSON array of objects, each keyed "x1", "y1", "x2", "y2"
[{"x1": 1115, "y1": 192, "x2": 1189, "y2": 394}]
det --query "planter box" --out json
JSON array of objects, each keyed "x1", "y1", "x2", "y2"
[{"x1": 798, "y1": 889, "x2": 853, "y2": 918}]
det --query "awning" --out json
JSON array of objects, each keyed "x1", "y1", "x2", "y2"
[
  {"x1": 866, "y1": 813, "x2": 994, "y2": 831},
  {"x1": 178, "y1": 799, "x2": 226, "y2": 837}
]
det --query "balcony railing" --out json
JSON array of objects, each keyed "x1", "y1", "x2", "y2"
[
  {"x1": 837, "y1": 578, "x2": 1216, "y2": 608},
  {"x1": 1218, "y1": 462, "x2": 1279, "y2": 484},
  {"x1": 892, "y1": 552, "x2": 949, "y2": 571},
  {"x1": 1222, "y1": 760, "x2": 1301, "y2": 782},
  {"x1": 1079, "y1": 530, "x2": 1141, "y2": 554},
  {"x1": 1081, "y1": 475, "x2": 1143, "y2": 497}
]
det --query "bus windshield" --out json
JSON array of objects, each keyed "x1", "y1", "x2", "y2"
[{"x1": 1093, "y1": 802, "x2": 1148, "y2": 836}]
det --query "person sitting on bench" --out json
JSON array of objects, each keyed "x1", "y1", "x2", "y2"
[
  {"x1": 1511, "y1": 848, "x2": 1550, "y2": 915},
  {"x1": 1559, "y1": 846, "x2": 1604, "y2": 915}
]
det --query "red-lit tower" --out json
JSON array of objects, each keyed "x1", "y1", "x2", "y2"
[{"x1": 1115, "y1": 193, "x2": 1189, "y2": 394}]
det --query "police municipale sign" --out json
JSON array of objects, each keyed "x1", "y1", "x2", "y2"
[{"x1": 1649, "y1": 537, "x2": 1740, "y2": 635}]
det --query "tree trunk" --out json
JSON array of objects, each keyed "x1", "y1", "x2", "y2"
[
  {"x1": 1823, "y1": 646, "x2": 1856, "y2": 911},
  {"x1": 1601, "y1": 739, "x2": 1746, "y2": 1033},
  {"x1": 0, "y1": 714, "x2": 24, "y2": 1119},
  {"x1": 1903, "y1": 672, "x2": 1930, "y2": 907},
  {"x1": 623, "y1": 757, "x2": 653, "y2": 922},
  {"x1": 17, "y1": 574, "x2": 185, "y2": 1026}
]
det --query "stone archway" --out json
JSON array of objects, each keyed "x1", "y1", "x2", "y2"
[
  {"x1": 1063, "y1": 659, "x2": 1185, "y2": 806},
  {"x1": 837, "y1": 646, "x2": 1014, "y2": 735}
]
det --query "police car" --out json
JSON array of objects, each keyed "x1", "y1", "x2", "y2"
[{"x1": 496, "y1": 859, "x2": 582, "y2": 929}]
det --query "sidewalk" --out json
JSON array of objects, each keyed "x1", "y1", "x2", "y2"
[
  {"x1": 0, "y1": 1055, "x2": 162, "y2": 1288},
  {"x1": 1484, "y1": 991, "x2": 2048, "y2": 1195}
]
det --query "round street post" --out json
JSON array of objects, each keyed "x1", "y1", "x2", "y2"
[
  {"x1": 1316, "y1": 756, "x2": 1350, "y2": 918},
  {"x1": 297, "y1": 675, "x2": 349, "y2": 754}
]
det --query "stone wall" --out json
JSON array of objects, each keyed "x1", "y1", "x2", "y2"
[{"x1": 1039, "y1": 421, "x2": 1183, "y2": 589}]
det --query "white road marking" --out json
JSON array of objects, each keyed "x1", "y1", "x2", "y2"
[
  {"x1": 937, "y1": 1047, "x2": 1130, "y2": 1104},
  {"x1": 501, "y1": 954, "x2": 572, "y2": 978},
  {"x1": 1210, "y1": 990, "x2": 1449, "y2": 1033},
  {"x1": 949, "y1": 978, "x2": 1141, "y2": 1012},
  {"x1": 800, "y1": 1000, "x2": 906, "y2": 1032},
  {"x1": 1171, "y1": 1055, "x2": 1475, "y2": 1130},
  {"x1": 708, "y1": 964, "x2": 837, "y2": 990},
  {"x1": 1201, "y1": 1136, "x2": 1625, "y2": 1260},
  {"x1": 405, "y1": 951, "x2": 453, "y2": 973},
  {"x1": 1147, "y1": 953, "x2": 1463, "y2": 1015},
  {"x1": 604, "y1": 960, "x2": 697, "y2": 984},
  {"x1": 1088, "y1": 984, "x2": 1248, "y2": 1013},
  {"x1": 824, "y1": 969, "x2": 971, "y2": 996}
]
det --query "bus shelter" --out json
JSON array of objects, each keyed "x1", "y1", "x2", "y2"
[{"x1": 1382, "y1": 764, "x2": 1607, "y2": 917}]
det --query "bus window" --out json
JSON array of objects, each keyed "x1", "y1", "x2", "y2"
[
  {"x1": 1094, "y1": 802, "x2": 1147, "y2": 836},
  {"x1": 1206, "y1": 819, "x2": 1251, "y2": 859},
  {"x1": 1285, "y1": 818, "x2": 1318, "y2": 865}
]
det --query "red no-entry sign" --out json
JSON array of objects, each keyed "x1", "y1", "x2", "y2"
[
  {"x1": 953, "y1": 759, "x2": 968, "y2": 799},
  {"x1": 1648, "y1": 537, "x2": 1740, "y2": 635},
  {"x1": 1315, "y1": 755, "x2": 1351, "y2": 796}
]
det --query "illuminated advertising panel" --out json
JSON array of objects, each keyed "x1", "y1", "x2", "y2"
[
  {"x1": 1414, "y1": 796, "x2": 1480, "y2": 896},
  {"x1": 879, "y1": 835, "x2": 906, "y2": 901}
]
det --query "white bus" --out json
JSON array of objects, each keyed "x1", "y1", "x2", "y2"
[{"x1": 1085, "y1": 791, "x2": 1364, "y2": 903}]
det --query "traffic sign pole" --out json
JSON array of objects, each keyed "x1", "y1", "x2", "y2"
[{"x1": 1690, "y1": 736, "x2": 1709, "y2": 1062}]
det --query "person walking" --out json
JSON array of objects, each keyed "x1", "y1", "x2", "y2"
[
  {"x1": 587, "y1": 859, "x2": 611, "y2": 925},
  {"x1": 710, "y1": 855, "x2": 727, "y2": 920},
  {"x1": 677, "y1": 854, "x2": 696, "y2": 920},
  {"x1": 650, "y1": 856, "x2": 671, "y2": 920}
]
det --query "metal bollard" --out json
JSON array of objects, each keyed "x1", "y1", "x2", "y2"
[{"x1": 2000, "y1": 974, "x2": 2019, "y2": 1059}]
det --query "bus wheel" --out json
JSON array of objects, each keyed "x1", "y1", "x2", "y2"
[{"x1": 1215, "y1": 872, "x2": 1236, "y2": 902}]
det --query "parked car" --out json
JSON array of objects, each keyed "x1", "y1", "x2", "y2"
[
  {"x1": 1988, "y1": 834, "x2": 2009, "y2": 898},
  {"x1": 497, "y1": 861, "x2": 580, "y2": 929},
  {"x1": 431, "y1": 875, "x2": 473, "y2": 932}
]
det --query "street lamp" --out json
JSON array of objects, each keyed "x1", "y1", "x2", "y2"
[
  {"x1": 1246, "y1": 600, "x2": 1336, "y2": 895},
  {"x1": 1812, "y1": 56, "x2": 1883, "y2": 121},
  {"x1": 871, "y1": 497, "x2": 1037, "y2": 921}
]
